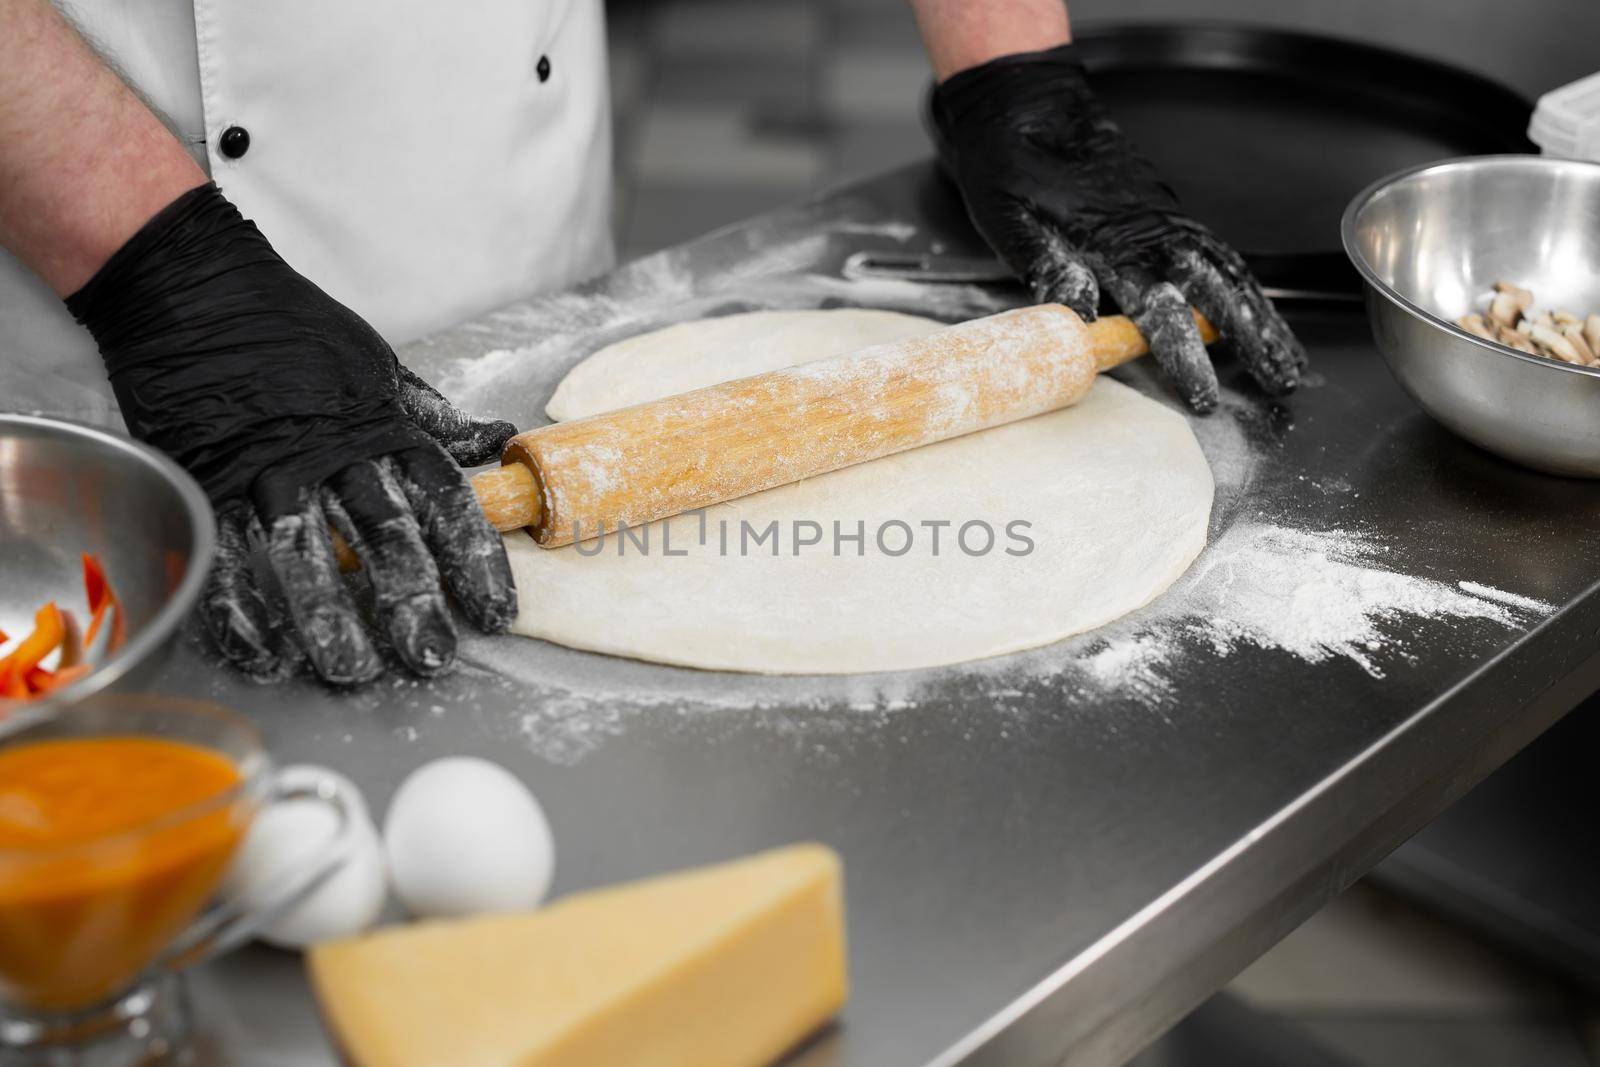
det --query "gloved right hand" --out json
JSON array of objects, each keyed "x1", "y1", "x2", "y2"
[
  {"x1": 931, "y1": 44, "x2": 1306, "y2": 412},
  {"x1": 66, "y1": 183, "x2": 517, "y2": 685}
]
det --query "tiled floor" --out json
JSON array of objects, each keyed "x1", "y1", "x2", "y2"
[{"x1": 601, "y1": 3, "x2": 1600, "y2": 1062}]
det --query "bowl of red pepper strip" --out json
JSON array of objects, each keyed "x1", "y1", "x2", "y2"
[{"x1": 0, "y1": 415, "x2": 214, "y2": 714}]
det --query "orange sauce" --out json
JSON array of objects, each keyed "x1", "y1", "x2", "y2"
[{"x1": 0, "y1": 737, "x2": 247, "y2": 1010}]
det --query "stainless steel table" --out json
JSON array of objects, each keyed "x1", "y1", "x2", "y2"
[{"x1": 165, "y1": 163, "x2": 1600, "y2": 1066}]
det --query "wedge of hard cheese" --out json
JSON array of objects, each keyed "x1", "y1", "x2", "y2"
[{"x1": 307, "y1": 843, "x2": 847, "y2": 1067}]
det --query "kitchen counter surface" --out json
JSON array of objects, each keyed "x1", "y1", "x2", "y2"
[{"x1": 167, "y1": 162, "x2": 1600, "y2": 1067}]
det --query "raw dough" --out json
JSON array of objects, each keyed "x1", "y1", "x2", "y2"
[
  {"x1": 507, "y1": 309, "x2": 1213, "y2": 674},
  {"x1": 545, "y1": 308, "x2": 941, "y2": 421}
]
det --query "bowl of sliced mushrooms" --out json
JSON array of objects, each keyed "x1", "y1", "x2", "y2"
[
  {"x1": 1344, "y1": 155, "x2": 1600, "y2": 476},
  {"x1": 1458, "y1": 281, "x2": 1600, "y2": 368}
]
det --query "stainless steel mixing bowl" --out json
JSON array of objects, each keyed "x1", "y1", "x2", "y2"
[
  {"x1": 1343, "y1": 155, "x2": 1600, "y2": 476},
  {"x1": 0, "y1": 415, "x2": 213, "y2": 703}
]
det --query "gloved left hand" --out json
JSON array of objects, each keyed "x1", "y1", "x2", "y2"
[
  {"x1": 66, "y1": 183, "x2": 517, "y2": 685},
  {"x1": 932, "y1": 44, "x2": 1307, "y2": 413}
]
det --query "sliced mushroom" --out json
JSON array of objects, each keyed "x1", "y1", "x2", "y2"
[
  {"x1": 1494, "y1": 322, "x2": 1540, "y2": 354},
  {"x1": 1563, "y1": 323, "x2": 1597, "y2": 364},
  {"x1": 1531, "y1": 323, "x2": 1585, "y2": 363},
  {"x1": 1472, "y1": 282, "x2": 1600, "y2": 364},
  {"x1": 1489, "y1": 289, "x2": 1522, "y2": 326},
  {"x1": 1457, "y1": 313, "x2": 1496, "y2": 340},
  {"x1": 1493, "y1": 280, "x2": 1535, "y2": 314}
]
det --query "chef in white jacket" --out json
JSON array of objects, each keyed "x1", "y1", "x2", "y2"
[
  {"x1": 0, "y1": 0, "x2": 612, "y2": 426},
  {"x1": 0, "y1": 0, "x2": 611, "y2": 687},
  {"x1": 0, "y1": 0, "x2": 1302, "y2": 687}
]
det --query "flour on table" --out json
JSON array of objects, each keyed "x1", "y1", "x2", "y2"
[
  {"x1": 427, "y1": 225, "x2": 1011, "y2": 431},
  {"x1": 443, "y1": 509, "x2": 1553, "y2": 764},
  {"x1": 1171, "y1": 524, "x2": 1547, "y2": 677},
  {"x1": 1454, "y1": 581, "x2": 1555, "y2": 615}
]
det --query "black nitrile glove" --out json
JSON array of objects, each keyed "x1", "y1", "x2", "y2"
[
  {"x1": 67, "y1": 183, "x2": 517, "y2": 685},
  {"x1": 932, "y1": 45, "x2": 1306, "y2": 412}
]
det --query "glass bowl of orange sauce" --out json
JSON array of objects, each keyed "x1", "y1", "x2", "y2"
[{"x1": 0, "y1": 697, "x2": 357, "y2": 1065}]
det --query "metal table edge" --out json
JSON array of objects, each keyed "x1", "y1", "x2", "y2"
[{"x1": 927, "y1": 587, "x2": 1600, "y2": 1066}]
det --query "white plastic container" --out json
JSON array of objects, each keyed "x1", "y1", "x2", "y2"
[{"x1": 1529, "y1": 71, "x2": 1600, "y2": 161}]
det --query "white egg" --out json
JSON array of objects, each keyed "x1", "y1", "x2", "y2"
[
  {"x1": 220, "y1": 765, "x2": 388, "y2": 949},
  {"x1": 382, "y1": 756, "x2": 555, "y2": 918}
]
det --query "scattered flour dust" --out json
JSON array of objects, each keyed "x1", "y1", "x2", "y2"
[
  {"x1": 1172, "y1": 524, "x2": 1551, "y2": 677},
  {"x1": 1455, "y1": 581, "x2": 1554, "y2": 615},
  {"x1": 1082, "y1": 634, "x2": 1175, "y2": 704},
  {"x1": 1067, "y1": 522, "x2": 1557, "y2": 705},
  {"x1": 450, "y1": 518, "x2": 1556, "y2": 765},
  {"x1": 426, "y1": 222, "x2": 1010, "y2": 427}
]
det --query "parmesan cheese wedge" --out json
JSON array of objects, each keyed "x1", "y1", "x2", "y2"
[{"x1": 307, "y1": 843, "x2": 847, "y2": 1067}]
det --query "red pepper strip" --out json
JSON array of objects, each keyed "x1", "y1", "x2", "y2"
[
  {"x1": 108, "y1": 598, "x2": 125, "y2": 652},
  {"x1": 83, "y1": 553, "x2": 109, "y2": 615},
  {"x1": 0, "y1": 663, "x2": 26, "y2": 700},
  {"x1": 85, "y1": 596, "x2": 124, "y2": 653},
  {"x1": 81, "y1": 552, "x2": 125, "y2": 655},
  {"x1": 29, "y1": 663, "x2": 90, "y2": 694}
]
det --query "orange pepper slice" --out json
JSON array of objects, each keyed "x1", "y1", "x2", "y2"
[
  {"x1": 0, "y1": 558, "x2": 116, "y2": 712},
  {"x1": 0, "y1": 603, "x2": 64, "y2": 680}
]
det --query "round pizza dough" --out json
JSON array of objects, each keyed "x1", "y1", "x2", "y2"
[{"x1": 506, "y1": 309, "x2": 1213, "y2": 674}]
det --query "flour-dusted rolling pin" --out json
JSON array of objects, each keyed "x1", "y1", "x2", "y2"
[{"x1": 461, "y1": 303, "x2": 1214, "y2": 549}]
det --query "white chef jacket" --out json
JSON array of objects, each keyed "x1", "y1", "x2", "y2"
[{"x1": 0, "y1": 0, "x2": 614, "y2": 426}]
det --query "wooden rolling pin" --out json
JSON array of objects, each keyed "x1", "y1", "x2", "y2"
[
  {"x1": 333, "y1": 304, "x2": 1210, "y2": 567},
  {"x1": 466, "y1": 303, "x2": 1213, "y2": 549}
]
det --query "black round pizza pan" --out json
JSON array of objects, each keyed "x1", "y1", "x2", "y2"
[{"x1": 927, "y1": 23, "x2": 1536, "y2": 298}]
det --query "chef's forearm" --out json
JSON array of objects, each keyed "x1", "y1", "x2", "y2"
[
  {"x1": 909, "y1": 0, "x2": 1071, "y2": 81},
  {"x1": 0, "y1": 0, "x2": 206, "y2": 296}
]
